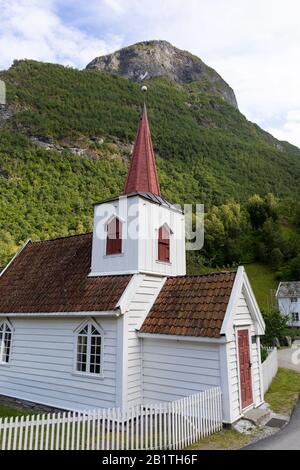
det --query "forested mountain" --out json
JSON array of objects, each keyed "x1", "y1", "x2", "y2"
[{"x1": 0, "y1": 41, "x2": 300, "y2": 297}]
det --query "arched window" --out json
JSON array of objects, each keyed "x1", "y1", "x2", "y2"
[
  {"x1": 106, "y1": 217, "x2": 122, "y2": 256},
  {"x1": 158, "y1": 225, "x2": 170, "y2": 263},
  {"x1": 0, "y1": 321, "x2": 12, "y2": 364},
  {"x1": 76, "y1": 322, "x2": 102, "y2": 375}
]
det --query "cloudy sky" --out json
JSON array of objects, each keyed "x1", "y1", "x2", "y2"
[{"x1": 1, "y1": 0, "x2": 300, "y2": 147}]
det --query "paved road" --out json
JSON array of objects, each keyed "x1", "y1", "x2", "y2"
[
  {"x1": 278, "y1": 344, "x2": 300, "y2": 373},
  {"x1": 245, "y1": 399, "x2": 300, "y2": 450}
]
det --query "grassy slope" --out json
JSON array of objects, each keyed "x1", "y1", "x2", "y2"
[
  {"x1": 187, "y1": 429, "x2": 249, "y2": 450},
  {"x1": 245, "y1": 263, "x2": 278, "y2": 312}
]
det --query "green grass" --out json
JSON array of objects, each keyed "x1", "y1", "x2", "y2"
[
  {"x1": 265, "y1": 367, "x2": 300, "y2": 414},
  {"x1": 0, "y1": 404, "x2": 36, "y2": 419},
  {"x1": 245, "y1": 262, "x2": 278, "y2": 312},
  {"x1": 186, "y1": 429, "x2": 250, "y2": 450},
  {"x1": 188, "y1": 367, "x2": 300, "y2": 450}
]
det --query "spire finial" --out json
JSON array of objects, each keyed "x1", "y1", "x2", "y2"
[{"x1": 141, "y1": 85, "x2": 148, "y2": 108}]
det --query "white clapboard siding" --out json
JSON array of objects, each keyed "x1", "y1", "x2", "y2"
[
  {"x1": 0, "y1": 317, "x2": 118, "y2": 411},
  {"x1": 124, "y1": 275, "x2": 166, "y2": 407},
  {"x1": 228, "y1": 291, "x2": 263, "y2": 421},
  {"x1": 278, "y1": 298, "x2": 300, "y2": 327},
  {"x1": 138, "y1": 200, "x2": 186, "y2": 277},
  {"x1": 142, "y1": 339, "x2": 221, "y2": 404},
  {"x1": 0, "y1": 388, "x2": 222, "y2": 451},
  {"x1": 91, "y1": 196, "x2": 185, "y2": 277}
]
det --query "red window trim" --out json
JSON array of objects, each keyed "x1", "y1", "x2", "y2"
[
  {"x1": 106, "y1": 218, "x2": 122, "y2": 256},
  {"x1": 158, "y1": 226, "x2": 170, "y2": 263}
]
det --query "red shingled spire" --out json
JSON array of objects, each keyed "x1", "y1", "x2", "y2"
[{"x1": 124, "y1": 104, "x2": 161, "y2": 196}]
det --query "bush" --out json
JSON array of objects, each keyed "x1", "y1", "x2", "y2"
[
  {"x1": 271, "y1": 247, "x2": 284, "y2": 270},
  {"x1": 287, "y1": 328, "x2": 300, "y2": 340},
  {"x1": 260, "y1": 345, "x2": 269, "y2": 362},
  {"x1": 262, "y1": 309, "x2": 290, "y2": 347}
]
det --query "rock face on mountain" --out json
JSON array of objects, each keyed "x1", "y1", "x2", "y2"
[{"x1": 86, "y1": 40, "x2": 238, "y2": 109}]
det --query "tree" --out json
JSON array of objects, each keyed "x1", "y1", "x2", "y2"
[
  {"x1": 246, "y1": 193, "x2": 278, "y2": 229},
  {"x1": 271, "y1": 247, "x2": 284, "y2": 270},
  {"x1": 280, "y1": 254, "x2": 300, "y2": 281},
  {"x1": 203, "y1": 201, "x2": 246, "y2": 264}
]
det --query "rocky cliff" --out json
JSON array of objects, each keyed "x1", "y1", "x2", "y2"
[{"x1": 86, "y1": 40, "x2": 238, "y2": 109}]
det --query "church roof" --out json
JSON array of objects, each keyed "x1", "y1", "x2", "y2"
[
  {"x1": 124, "y1": 105, "x2": 161, "y2": 196},
  {"x1": 140, "y1": 271, "x2": 237, "y2": 338},
  {"x1": 0, "y1": 233, "x2": 131, "y2": 314},
  {"x1": 97, "y1": 191, "x2": 183, "y2": 214}
]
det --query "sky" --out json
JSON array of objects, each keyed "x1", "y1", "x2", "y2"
[{"x1": 1, "y1": 0, "x2": 300, "y2": 148}]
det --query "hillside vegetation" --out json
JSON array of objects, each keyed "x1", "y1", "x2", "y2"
[{"x1": 0, "y1": 59, "x2": 300, "y2": 309}]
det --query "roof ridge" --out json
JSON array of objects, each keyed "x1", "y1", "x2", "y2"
[
  {"x1": 31, "y1": 232, "x2": 93, "y2": 245},
  {"x1": 168, "y1": 271, "x2": 237, "y2": 279},
  {"x1": 280, "y1": 281, "x2": 300, "y2": 284}
]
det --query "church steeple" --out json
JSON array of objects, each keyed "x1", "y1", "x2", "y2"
[
  {"x1": 124, "y1": 103, "x2": 161, "y2": 196},
  {"x1": 91, "y1": 89, "x2": 186, "y2": 278}
]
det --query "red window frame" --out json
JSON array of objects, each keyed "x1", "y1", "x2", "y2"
[
  {"x1": 158, "y1": 225, "x2": 170, "y2": 262},
  {"x1": 106, "y1": 217, "x2": 122, "y2": 255}
]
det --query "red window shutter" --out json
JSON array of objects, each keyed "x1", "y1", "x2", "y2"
[
  {"x1": 158, "y1": 226, "x2": 170, "y2": 262},
  {"x1": 106, "y1": 218, "x2": 122, "y2": 255}
]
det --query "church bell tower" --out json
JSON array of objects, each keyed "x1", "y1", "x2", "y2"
[{"x1": 90, "y1": 90, "x2": 186, "y2": 277}]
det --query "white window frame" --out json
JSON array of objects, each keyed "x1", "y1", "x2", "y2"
[
  {"x1": 73, "y1": 319, "x2": 104, "y2": 378},
  {"x1": 291, "y1": 298, "x2": 298, "y2": 303},
  {"x1": 292, "y1": 312, "x2": 299, "y2": 322},
  {"x1": 0, "y1": 319, "x2": 13, "y2": 366}
]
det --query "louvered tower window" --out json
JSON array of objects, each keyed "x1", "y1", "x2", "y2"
[
  {"x1": 158, "y1": 225, "x2": 170, "y2": 263},
  {"x1": 106, "y1": 217, "x2": 122, "y2": 255}
]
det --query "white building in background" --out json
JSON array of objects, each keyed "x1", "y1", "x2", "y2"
[
  {"x1": 276, "y1": 282, "x2": 300, "y2": 327},
  {"x1": 0, "y1": 101, "x2": 266, "y2": 424}
]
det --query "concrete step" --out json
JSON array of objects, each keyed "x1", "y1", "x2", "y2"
[{"x1": 243, "y1": 404, "x2": 272, "y2": 426}]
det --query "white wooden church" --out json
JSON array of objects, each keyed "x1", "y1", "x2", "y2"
[{"x1": 0, "y1": 103, "x2": 265, "y2": 424}]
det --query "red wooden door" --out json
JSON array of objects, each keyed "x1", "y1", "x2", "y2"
[{"x1": 238, "y1": 330, "x2": 253, "y2": 409}]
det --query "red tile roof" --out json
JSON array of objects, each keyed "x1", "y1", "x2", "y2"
[
  {"x1": 0, "y1": 233, "x2": 131, "y2": 314},
  {"x1": 140, "y1": 272, "x2": 237, "y2": 338},
  {"x1": 124, "y1": 105, "x2": 161, "y2": 196}
]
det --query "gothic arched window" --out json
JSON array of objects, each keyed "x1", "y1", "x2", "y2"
[
  {"x1": 0, "y1": 321, "x2": 12, "y2": 364},
  {"x1": 76, "y1": 321, "x2": 102, "y2": 375}
]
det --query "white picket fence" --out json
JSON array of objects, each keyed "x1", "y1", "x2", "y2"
[
  {"x1": 0, "y1": 387, "x2": 222, "y2": 451},
  {"x1": 262, "y1": 347, "x2": 278, "y2": 394}
]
